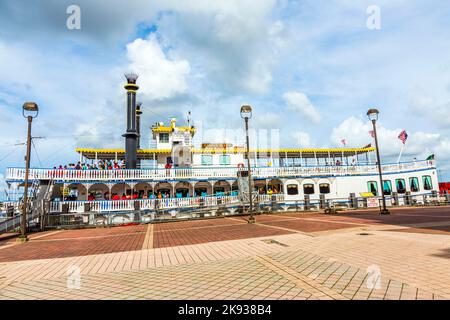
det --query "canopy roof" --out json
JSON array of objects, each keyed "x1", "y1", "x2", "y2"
[{"x1": 76, "y1": 147, "x2": 375, "y2": 160}]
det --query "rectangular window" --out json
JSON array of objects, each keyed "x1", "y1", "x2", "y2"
[
  {"x1": 219, "y1": 154, "x2": 231, "y2": 165},
  {"x1": 423, "y1": 175, "x2": 433, "y2": 190},
  {"x1": 396, "y1": 179, "x2": 406, "y2": 194},
  {"x1": 319, "y1": 183, "x2": 330, "y2": 194},
  {"x1": 367, "y1": 181, "x2": 378, "y2": 196},
  {"x1": 201, "y1": 155, "x2": 213, "y2": 166},
  {"x1": 287, "y1": 184, "x2": 299, "y2": 195},
  {"x1": 409, "y1": 177, "x2": 420, "y2": 192},
  {"x1": 159, "y1": 133, "x2": 169, "y2": 143},
  {"x1": 303, "y1": 184, "x2": 315, "y2": 195},
  {"x1": 383, "y1": 180, "x2": 392, "y2": 195}
]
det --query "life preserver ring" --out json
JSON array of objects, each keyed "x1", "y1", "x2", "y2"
[{"x1": 237, "y1": 163, "x2": 245, "y2": 169}]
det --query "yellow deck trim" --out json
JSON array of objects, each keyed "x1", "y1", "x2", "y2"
[{"x1": 76, "y1": 147, "x2": 375, "y2": 155}]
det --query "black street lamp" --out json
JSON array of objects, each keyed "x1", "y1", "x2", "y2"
[
  {"x1": 18, "y1": 102, "x2": 39, "y2": 242},
  {"x1": 367, "y1": 108, "x2": 390, "y2": 215},
  {"x1": 240, "y1": 105, "x2": 255, "y2": 224}
]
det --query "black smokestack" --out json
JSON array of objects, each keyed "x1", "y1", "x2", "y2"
[
  {"x1": 122, "y1": 73, "x2": 139, "y2": 169},
  {"x1": 136, "y1": 102, "x2": 142, "y2": 150}
]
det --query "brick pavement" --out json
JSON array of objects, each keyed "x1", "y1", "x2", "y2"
[{"x1": 1, "y1": 207, "x2": 450, "y2": 299}]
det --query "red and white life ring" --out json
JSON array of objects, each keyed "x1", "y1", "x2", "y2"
[{"x1": 237, "y1": 163, "x2": 245, "y2": 169}]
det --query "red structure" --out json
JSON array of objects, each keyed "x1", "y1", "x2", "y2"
[{"x1": 439, "y1": 182, "x2": 450, "y2": 195}]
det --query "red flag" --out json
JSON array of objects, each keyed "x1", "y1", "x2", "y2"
[
  {"x1": 340, "y1": 139, "x2": 347, "y2": 146},
  {"x1": 398, "y1": 130, "x2": 408, "y2": 144},
  {"x1": 368, "y1": 130, "x2": 375, "y2": 138}
]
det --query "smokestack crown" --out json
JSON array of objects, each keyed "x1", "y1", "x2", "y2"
[{"x1": 125, "y1": 73, "x2": 139, "y2": 84}]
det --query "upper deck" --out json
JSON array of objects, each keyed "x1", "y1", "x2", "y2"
[{"x1": 5, "y1": 160, "x2": 436, "y2": 183}]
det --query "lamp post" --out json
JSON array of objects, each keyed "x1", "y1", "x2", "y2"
[
  {"x1": 240, "y1": 105, "x2": 255, "y2": 224},
  {"x1": 367, "y1": 108, "x2": 390, "y2": 215},
  {"x1": 18, "y1": 102, "x2": 39, "y2": 242}
]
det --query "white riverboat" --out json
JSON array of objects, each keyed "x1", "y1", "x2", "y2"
[
  {"x1": 0, "y1": 75, "x2": 443, "y2": 230},
  {"x1": 2, "y1": 116, "x2": 440, "y2": 217}
]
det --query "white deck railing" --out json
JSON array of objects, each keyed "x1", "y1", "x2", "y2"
[
  {"x1": 48, "y1": 195, "x2": 247, "y2": 213},
  {"x1": 6, "y1": 160, "x2": 435, "y2": 182}
]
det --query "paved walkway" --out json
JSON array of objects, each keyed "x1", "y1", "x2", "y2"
[{"x1": 1, "y1": 207, "x2": 450, "y2": 299}]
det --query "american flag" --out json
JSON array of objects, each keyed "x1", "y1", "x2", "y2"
[
  {"x1": 368, "y1": 130, "x2": 375, "y2": 138},
  {"x1": 398, "y1": 130, "x2": 408, "y2": 144},
  {"x1": 340, "y1": 139, "x2": 347, "y2": 146}
]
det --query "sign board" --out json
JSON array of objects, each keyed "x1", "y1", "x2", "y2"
[
  {"x1": 360, "y1": 192, "x2": 375, "y2": 198},
  {"x1": 367, "y1": 197, "x2": 379, "y2": 208},
  {"x1": 237, "y1": 171, "x2": 256, "y2": 203}
]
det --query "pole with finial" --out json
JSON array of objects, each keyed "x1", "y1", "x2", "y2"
[
  {"x1": 136, "y1": 102, "x2": 142, "y2": 150},
  {"x1": 123, "y1": 73, "x2": 139, "y2": 169}
]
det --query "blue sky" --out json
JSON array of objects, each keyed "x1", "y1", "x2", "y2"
[{"x1": 1, "y1": 0, "x2": 450, "y2": 187}]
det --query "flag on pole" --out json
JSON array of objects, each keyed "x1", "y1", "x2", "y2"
[
  {"x1": 340, "y1": 139, "x2": 347, "y2": 146},
  {"x1": 398, "y1": 130, "x2": 408, "y2": 144},
  {"x1": 368, "y1": 130, "x2": 375, "y2": 138}
]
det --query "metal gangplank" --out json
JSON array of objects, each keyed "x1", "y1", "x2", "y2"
[{"x1": 0, "y1": 179, "x2": 53, "y2": 234}]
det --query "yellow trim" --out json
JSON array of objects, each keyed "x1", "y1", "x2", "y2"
[
  {"x1": 76, "y1": 147, "x2": 375, "y2": 154},
  {"x1": 124, "y1": 83, "x2": 139, "y2": 90},
  {"x1": 151, "y1": 126, "x2": 196, "y2": 133}
]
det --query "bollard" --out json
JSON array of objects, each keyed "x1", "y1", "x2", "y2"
[
  {"x1": 391, "y1": 192, "x2": 398, "y2": 206},
  {"x1": 431, "y1": 190, "x2": 438, "y2": 206},
  {"x1": 349, "y1": 193, "x2": 357, "y2": 209},
  {"x1": 271, "y1": 194, "x2": 276, "y2": 212},
  {"x1": 405, "y1": 191, "x2": 411, "y2": 206},
  {"x1": 61, "y1": 203, "x2": 69, "y2": 214},
  {"x1": 304, "y1": 195, "x2": 310, "y2": 211},
  {"x1": 319, "y1": 194, "x2": 326, "y2": 209}
]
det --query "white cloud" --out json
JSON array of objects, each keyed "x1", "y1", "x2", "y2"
[
  {"x1": 283, "y1": 91, "x2": 321, "y2": 124},
  {"x1": 331, "y1": 117, "x2": 449, "y2": 164},
  {"x1": 153, "y1": 0, "x2": 282, "y2": 94},
  {"x1": 126, "y1": 35, "x2": 190, "y2": 100},
  {"x1": 410, "y1": 92, "x2": 450, "y2": 128}
]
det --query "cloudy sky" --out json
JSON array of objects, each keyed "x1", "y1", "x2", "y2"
[{"x1": 1, "y1": 0, "x2": 450, "y2": 188}]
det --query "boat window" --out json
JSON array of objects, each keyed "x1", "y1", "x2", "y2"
[
  {"x1": 159, "y1": 133, "x2": 169, "y2": 143},
  {"x1": 303, "y1": 184, "x2": 315, "y2": 195},
  {"x1": 194, "y1": 188, "x2": 208, "y2": 197},
  {"x1": 367, "y1": 181, "x2": 378, "y2": 196},
  {"x1": 201, "y1": 155, "x2": 213, "y2": 166},
  {"x1": 383, "y1": 180, "x2": 392, "y2": 195},
  {"x1": 396, "y1": 179, "x2": 406, "y2": 194},
  {"x1": 287, "y1": 184, "x2": 299, "y2": 195},
  {"x1": 219, "y1": 155, "x2": 231, "y2": 165},
  {"x1": 423, "y1": 175, "x2": 433, "y2": 190},
  {"x1": 175, "y1": 188, "x2": 190, "y2": 198},
  {"x1": 319, "y1": 183, "x2": 330, "y2": 194},
  {"x1": 409, "y1": 177, "x2": 420, "y2": 192}
]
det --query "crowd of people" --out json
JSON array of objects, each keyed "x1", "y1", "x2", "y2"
[
  {"x1": 54, "y1": 160, "x2": 126, "y2": 171},
  {"x1": 258, "y1": 187, "x2": 281, "y2": 195}
]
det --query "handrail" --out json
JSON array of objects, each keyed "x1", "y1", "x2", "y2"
[{"x1": 5, "y1": 160, "x2": 436, "y2": 183}]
